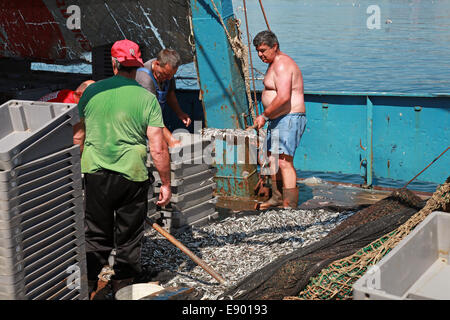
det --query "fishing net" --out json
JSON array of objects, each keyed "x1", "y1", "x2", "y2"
[
  {"x1": 292, "y1": 178, "x2": 450, "y2": 300},
  {"x1": 220, "y1": 178, "x2": 450, "y2": 300}
]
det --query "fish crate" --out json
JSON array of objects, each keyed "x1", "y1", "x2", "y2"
[
  {"x1": 147, "y1": 132, "x2": 215, "y2": 180},
  {"x1": 147, "y1": 133, "x2": 213, "y2": 165},
  {"x1": 152, "y1": 167, "x2": 217, "y2": 195},
  {"x1": 0, "y1": 100, "x2": 79, "y2": 170},
  {"x1": 353, "y1": 211, "x2": 450, "y2": 300},
  {"x1": 162, "y1": 197, "x2": 218, "y2": 228},
  {"x1": 0, "y1": 206, "x2": 87, "y2": 300},
  {"x1": 155, "y1": 182, "x2": 216, "y2": 212},
  {"x1": 0, "y1": 145, "x2": 81, "y2": 190},
  {"x1": 0, "y1": 143, "x2": 87, "y2": 299}
]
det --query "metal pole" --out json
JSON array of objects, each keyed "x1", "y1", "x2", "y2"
[
  {"x1": 146, "y1": 217, "x2": 227, "y2": 285},
  {"x1": 258, "y1": 0, "x2": 271, "y2": 31},
  {"x1": 403, "y1": 146, "x2": 450, "y2": 188}
]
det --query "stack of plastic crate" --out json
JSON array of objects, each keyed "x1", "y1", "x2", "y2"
[
  {"x1": 147, "y1": 133, "x2": 218, "y2": 233},
  {"x1": 0, "y1": 100, "x2": 87, "y2": 300}
]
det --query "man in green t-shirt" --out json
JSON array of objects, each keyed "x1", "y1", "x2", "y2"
[{"x1": 75, "y1": 39, "x2": 172, "y2": 298}]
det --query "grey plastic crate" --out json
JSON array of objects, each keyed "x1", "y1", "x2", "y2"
[
  {"x1": 20, "y1": 196, "x2": 83, "y2": 232},
  {"x1": 0, "y1": 168, "x2": 81, "y2": 202},
  {"x1": 23, "y1": 230, "x2": 83, "y2": 266},
  {"x1": 0, "y1": 198, "x2": 83, "y2": 247},
  {"x1": 0, "y1": 162, "x2": 81, "y2": 199},
  {"x1": 23, "y1": 206, "x2": 83, "y2": 241},
  {"x1": 159, "y1": 210, "x2": 219, "y2": 235},
  {"x1": 0, "y1": 210, "x2": 83, "y2": 272},
  {"x1": 148, "y1": 195, "x2": 157, "y2": 216},
  {"x1": 24, "y1": 242, "x2": 86, "y2": 284},
  {"x1": 22, "y1": 213, "x2": 84, "y2": 252},
  {"x1": 0, "y1": 100, "x2": 80, "y2": 170},
  {"x1": 163, "y1": 197, "x2": 218, "y2": 228},
  {"x1": 353, "y1": 211, "x2": 450, "y2": 300},
  {"x1": 0, "y1": 222, "x2": 21, "y2": 238},
  {"x1": 25, "y1": 257, "x2": 87, "y2": 300},
  {"x1": 147, "y1": 133, "x2": 212, "y2": 166},
  {"x1": 0, "y1": 145, "x2": 80, "y2": 184},
  {"x1": 168, "y1": 133, "x2": 212, "y2": 160},
  {"x1": 155, "y1": 182, "x2": 216, "y2": 211},
  {"x1": 0, "y1": 178, "x2": 82, "y2": 219},
  {"x1": 0, "y1": 231, "x2": 86, "y2": 299},
  {"x1": 154, "y1": 167, "x2": 216, "y2": 195},
  {"x1": 24, "y1": 245, "x2": 84, "y2": 288},
  {"x1": 0, "y1": 193, "x2": 82, "y2": 245},
  {"x1": 189, "y1": 211, "x2": 219, "y2": 228},
  {"x1": 148, "y1": 154, "x2": 213, "y2": 179}
]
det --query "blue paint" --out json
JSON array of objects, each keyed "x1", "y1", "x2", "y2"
[
  {"x1": 174, "y1": 89, "x2": 449, "y2": 190},
  {"x1": 190, "y1": 0, "x2": 257, "y2": 196},
  {"x1": 366, "y1": 97, "x2": 374, "y2": 186}
]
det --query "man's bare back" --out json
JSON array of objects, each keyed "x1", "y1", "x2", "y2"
[{"x1": 261, "y1": 52, "x2": 306, "y2": 118}]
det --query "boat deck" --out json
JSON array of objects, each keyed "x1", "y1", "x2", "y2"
[{"x1": 216, "y1": 178, "x2": 432, "y2": 214}]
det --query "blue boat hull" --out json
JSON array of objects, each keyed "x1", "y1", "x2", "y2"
[{"x1": 171, "y1": 89, "x2": 449, "y2": 189}]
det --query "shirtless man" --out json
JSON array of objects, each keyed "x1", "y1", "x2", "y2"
[{"x1": 253, "y1": 30, "x2": 307, "y2": 209}]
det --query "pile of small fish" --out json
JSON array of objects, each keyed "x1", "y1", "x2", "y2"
[
  {"x1": 141, "y1": 208, "x2": 354, "y2": 300},
  {"x1": 200, "y1": 127, "x2": 264, "y2": 141}
]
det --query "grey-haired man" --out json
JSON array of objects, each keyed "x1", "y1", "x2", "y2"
[
  {"x1": 253, "y1": 30, "x2": 307, "y2": 209},
  {"x1": 136, "y1": 49, "x2": 192, "y2": 147}
]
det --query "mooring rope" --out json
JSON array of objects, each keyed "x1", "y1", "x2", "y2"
[
  {"x1": 243, "y1": 0, "x2": 259, "y2": 117},
  {"x1": 209, "y1": 0, "x2": 257, "y2": 123},
  {"x1": 258, "y1": 0, "x2": 271, "y2": 31}
]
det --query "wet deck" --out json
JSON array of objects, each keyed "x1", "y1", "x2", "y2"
[{"x1": 216, "y1": 178, "x2": 432, "y2": 213}]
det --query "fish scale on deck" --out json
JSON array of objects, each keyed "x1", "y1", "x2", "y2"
[{"x1": 142, "y1": 207, "x2": 355, "y2": 299}]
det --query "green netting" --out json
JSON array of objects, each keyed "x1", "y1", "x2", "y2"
[
  {"x1": 297, "y1": 181, "x2": 449, "y2": 300},
  {"x1": 298, "y1": 232, "x2": 395, "y2": 300}
]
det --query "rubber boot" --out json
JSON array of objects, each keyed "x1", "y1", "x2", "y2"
[
  {"x1": 282, "y1": 187, "x2": 299, "y2": 209},
  {"x1": 255, "y1": 178, "x2": 283, "y2": 210}
]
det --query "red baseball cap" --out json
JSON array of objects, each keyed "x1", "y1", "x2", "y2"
[{"x1": 111, "y1": 39, "x2": 144, "y2": 67}]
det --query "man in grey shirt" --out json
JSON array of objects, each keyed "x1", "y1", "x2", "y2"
[{"x1": 136, "y1": 49, "x2": 191, "y2": 147}]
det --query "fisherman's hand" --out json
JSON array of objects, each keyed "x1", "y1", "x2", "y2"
[
  {"x1": 156, "y1": 184, "x2": 172, "y2": 207},
  {"x1": 178, "y1": 112, "x2": 192, "y2": 127},
  {"x1": 255, "y1": 115, "x2": 267, "y2": 130}
]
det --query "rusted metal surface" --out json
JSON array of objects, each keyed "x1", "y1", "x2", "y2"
[{"x1": 0, "y1": 0, "x2": 193, "y2": 64}]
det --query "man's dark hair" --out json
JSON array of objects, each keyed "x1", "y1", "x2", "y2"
[
  {"x1": 253, "y1": 30, "x2": 280, "y2": 49},
  {"x1": 157, "y1": 48, "x2": 181, "y2": 68}
]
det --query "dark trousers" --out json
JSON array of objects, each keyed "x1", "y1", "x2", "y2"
[{"x1": 83, "y1": 171, "x2": 150, "y2": 281}]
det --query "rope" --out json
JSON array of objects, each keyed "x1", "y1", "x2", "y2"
[
  {"x1": 187, "y1": 12, "x2": 204, "y2": 103},
  {"x1": 403, "y1": 146, "x2": 449, "y2": 188},
  {"x1": 292, "y1": 179, "x2": 450, "y2": 300},
  {"x1": 243, "y1": 0, "x2": 259, "y2": 117},
  {"x1": 209, "y1": 0, "x2": 257, "y2": 123},
  {"x1": 258, "y1": 0, "x2": 271, "y2": 31}
]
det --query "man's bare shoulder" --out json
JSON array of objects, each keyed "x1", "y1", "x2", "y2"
[{"x1": 273, "y1": 52, "x2": 300, "y2": 72}]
